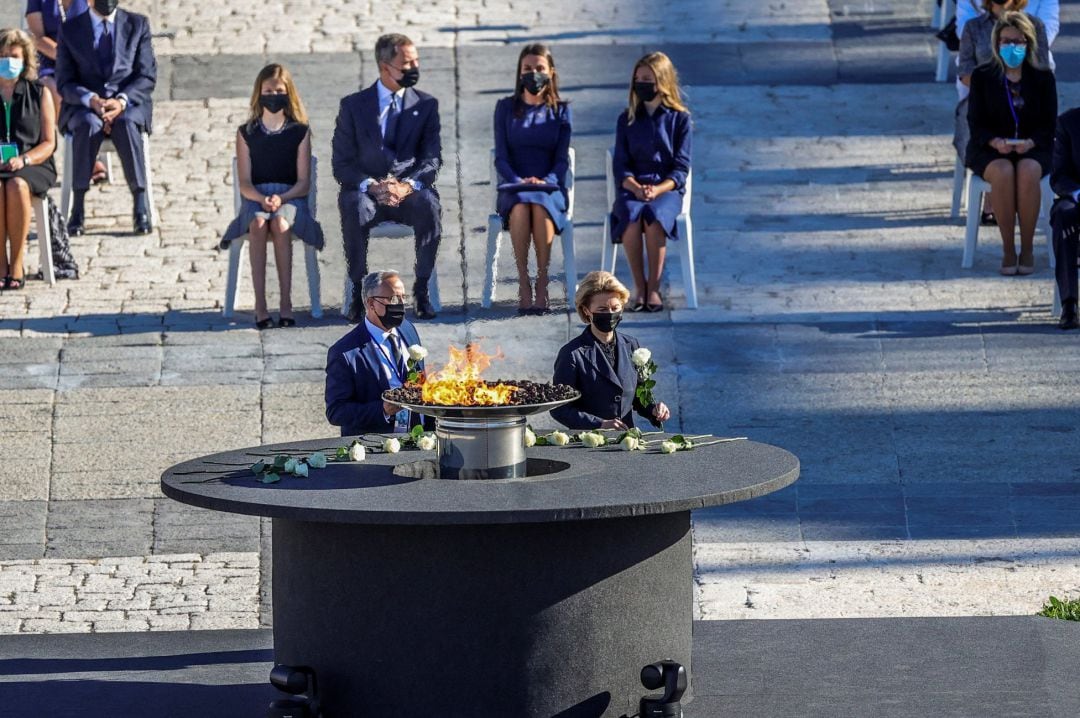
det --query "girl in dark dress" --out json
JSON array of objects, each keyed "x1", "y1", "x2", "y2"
[
  {"x1": 493, "y1": 43, "x2": 571, "y2": 314},
  {"x1": 223, "y1": 63, "x2": 324, "y2": 328},
  {"x1": 966, "y1": 11, "x2": 1057, "y2": 274},
  {"x1": 611, "y1": 51, "x2": 692, "y2": 313},
  {"x1": 0, "y1": 28, "x2": 57, "y2": 290}
]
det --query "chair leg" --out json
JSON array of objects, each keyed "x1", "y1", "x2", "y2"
[
  {"x1": 962, "y1": 183, "x2": 982, "y2": 269},
  {"x1": 223, "y1": 237, "x2": 246, "y2": 318},
  {"x1": 61, "y1": 135, "x2": 73, "y2": 221},
  {"x1": 142, "y1": 134, "x2": 158, "y2": 230},
  {"x1": 305, "y1": 244, "x2": 322, "y2": 319},
  {"x1": 950, "y1": 157, "x2": 965, "y2": 219},
  {"x1": 428, "y1": 269, "x2": 442, "y2": 312},
  {"x1": 482, "y1": 214, "x2": 502, "y2": 309},
  {"x1": 1040, "y1": 178, "x2": 1055, "y2": 270},
  {"x1": 1053, "y1": 281, "x2": 1062, "y2": 317},
  {"x1": 677, "y1": 215, "x2": 697, "y2": 309},
  {"x1": 33, "y1": 198, "x2": 56, "y2": 286},
  {"x1": 342, "y1": 274, "x2": 354, "y2": 317},
  {"x1": 105, "y1": 151, "x2": 115, "y2": 184},
  {"x1": 561, "y1": 222, "x2": 578, "y2": 300}
]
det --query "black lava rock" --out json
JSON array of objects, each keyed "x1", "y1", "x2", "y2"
[{"x1": 384, "y1": 381, "x2": 578, "y2": 407}]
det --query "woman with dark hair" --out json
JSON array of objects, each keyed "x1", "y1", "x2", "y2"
[
  {"x1": 0, "y1": 27, "x2": 57, "y2": 290},
  {"x1": 610, "y1": 51, "x2": 691, "y2": 313},
  {"x1": 966, "y1": 11, "x2": 1057, "y2": 275},
  {"x1": 493, "y1": 42, "x2": 571, "y2": 314},
  {"x1": 222, "y1": 63, "x2": 324, "y2": 328}
]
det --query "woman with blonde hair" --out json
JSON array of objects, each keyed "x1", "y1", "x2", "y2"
[
  {"x1": 0, "y1": 27, "x2": 56, "y2": 291},
  {"x1": 222, "y1": 63, "x2": 324, "y2": 328},
  {"x1": 966, "y1": 11, "x2": 1056, "y2": 275},
  {"x1": 550, "y1": 270, "x2": 671, "y2": 430},
  {"x1": 493, "y1": 42, "x2": 572, "y2": 314},
  {"x1": 609, "y1": 51, "x2": 692, "y2": 313}
]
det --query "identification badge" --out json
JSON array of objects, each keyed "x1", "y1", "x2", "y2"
[
  {"x1": 0, "y1": 143, "x2": 18, "y2": 164},
  {"x1": 394, "y1": 409, "x2": 410, "y2": 433}
]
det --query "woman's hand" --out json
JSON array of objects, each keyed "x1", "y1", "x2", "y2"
[
  {"x1": 1015, "y1": 139, "x2": 1034, "y2": 155},
  {"x1": 522, "y1": 176, "x2": 544, "y2": 184},
  {"x1": 991, "y1": 137, "x2": 1011, "y2": 155},
  {"x1": 622, "y1": 177, "x2": 646, "y2": 201},
  {"x1": 3, "y1": 156, "x2": 24, "y2": 172},
  {"x1": 652, "y1": 402, "x2": 671, "y2": 423},
  {"x1": 267, "y1": 194, "x2": 283, "y2": 211},
  {"x1": 260, "y1": 196, "x2": 276, "y2": 212},
  {"x1": 600, "y1": 418, "x2": 627, "y2": 431}
]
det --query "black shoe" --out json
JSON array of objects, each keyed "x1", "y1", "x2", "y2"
[
  {"x1": 255, "y1": 317, "x2": 275, "y2": 330},
  {"x1": 133, "y1": 213, "x2": 151, "y2": 235},
  {"x1": 278, "y1": 316, "x2": 296, "y2": 328},
  {"x1": 1059, "y1": 300, "x2": 1079, "y2": 330},
  {"x1": 414, "y1": 294, "x2": 437, "y2": 320},
  {"x1": 67, "y1": 211, "x2": 85, "y2": 236}
]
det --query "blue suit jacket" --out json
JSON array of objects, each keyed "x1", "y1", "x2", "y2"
[
  {"x1": 55, "y1": 9, "x2": 156, "y2": 133},
  {"x1": 549, "y1": 327, "x2": 658, "y2": 430},
  {"x1": 331, "y1": 82, "x2": 441, "y2": 191},
  {"x1": 325, "y1": 320, "x2": 432, "y2": 436}
]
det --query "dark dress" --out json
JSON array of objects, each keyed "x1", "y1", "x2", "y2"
[
  {"x1": 493, "y1": 97, "x2": 571, "y2": 234},
  {"x1": 24, "y1": 0, "x2": 89, "y2": 77},
  {"x1": 549, "y1": 326, "x2": 659, "y2": 430},
  {"x1": 221, "y1": 121, "x2": 324, "y2": 250},
  {"x1": 0, "y1": 79, "x2": 58, "y2": 196},
  {"x1": 610, "y1": 103, "x2": 692, "y2": 243},
  {"x1": 966, "y1": 62, "x2": 1057, "y2": 177}
]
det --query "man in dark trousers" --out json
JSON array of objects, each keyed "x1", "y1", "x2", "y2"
[
  {"x1": 325, "y1": 270, "x2": 431, "y2": 436},
  {"x1": 332, "y1": 33, "x2": 442, "y2": 321},
  {"x1": 1050, "y1": 107, "x2": 1080, "y2": 329},
  {"x1": 56, "y1": 0, "x2": 156, "y2": 236}
]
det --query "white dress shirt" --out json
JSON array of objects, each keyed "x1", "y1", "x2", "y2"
[
  {"x1": 358, "y1": 80, "x2": 422, "y2": 193},
  {"x1": 365, "y1": 317, "x2": 412, "y2": 429},
  {"x1": 82, "y1": 10, "x2": 130, "y2": 109}
]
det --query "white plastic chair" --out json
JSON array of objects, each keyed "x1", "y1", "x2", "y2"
[
  {"x1": 481, "y1": 147, "x2": 577, "y2": 308},
  {"x1": 60, "y1": 132, "x2": 159, "y2": 229},
  {"x1": 600, "y1": 147, "x2": 697, "y2": 309},
  {"x1": 29, "y1": 195, "x2": 56, "y2": 286},
  {"x1": 223, "y1": 156, "x2": 322, "y2": 319},
  {"x1": 961, "y1": 171, "x2": 1054, "y2": 270},
  {"x1": 934, "y1": 0, "x2": 957, "y2": 82},
  {"x1": 950, "y1": 156, "x2": 967, "y2": 218},
  {"x1": 340, "y1": 223, "x2": 442, "y2": 317}
]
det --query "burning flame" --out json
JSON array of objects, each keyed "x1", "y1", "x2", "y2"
[{"x1": 419, "y1": 343, "x2": 521, "y2": 406}]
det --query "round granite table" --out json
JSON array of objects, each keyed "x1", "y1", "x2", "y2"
[{"x1": 162, "y1": 435, "x2": 799, "y2": 718}]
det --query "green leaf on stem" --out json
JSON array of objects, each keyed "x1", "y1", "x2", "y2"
[
  {"x1": 251, "y1": 461, "x2": 266, "y2": 475},
  {"x1": 260, "y1": 472, "x2": 281, "y2": 484}
]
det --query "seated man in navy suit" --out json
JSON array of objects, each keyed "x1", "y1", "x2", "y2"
[
  {"x1": 325, "y1": 270, "x2": 432, "y2": 436},
  {"x1": 55, "y1": 0, "x2": 156, "y2": 235},
  {"x1": 332, "y1": 33, "x2": 442, "y2": 321}
]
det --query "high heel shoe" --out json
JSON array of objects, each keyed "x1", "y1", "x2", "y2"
[{"x1": 999, "y1": 262, "x2": 1018, "y2": 276}]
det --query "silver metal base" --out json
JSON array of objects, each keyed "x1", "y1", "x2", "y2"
[{"x1": 436, "y1": 416, "x2": 527, "y2": 480}]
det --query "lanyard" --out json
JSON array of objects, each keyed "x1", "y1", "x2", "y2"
[
  {"x1": 2, "y1": 99, "x2": 10, "y2": 144},
  {"x1": 1004, "y1": 75, "x2": 1021, "y2": 140},
  {"x1": 374, "y1": 333, "x2": 406, "y2": 385},
  {"x1": 57, "y1": 0, "x2": 66, "y2": 23}
]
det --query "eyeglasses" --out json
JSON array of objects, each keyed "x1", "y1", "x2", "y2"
[{"x1": 372, "y1": 295, "x2": 409, "y2": 306}]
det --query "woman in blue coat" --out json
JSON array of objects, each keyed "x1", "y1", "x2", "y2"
[
  {"x1": 550, "y1": 271, "x2": 671, "y2": 431},
  {"x1": 494, "y1": 42, "x2": 572, "y2": 314},
  {"x1": 610, "y1": 51, "x2": 692, "y2": 313}
]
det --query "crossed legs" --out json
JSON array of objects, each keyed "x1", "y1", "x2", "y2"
[
  {"x1": 247, "y1": 215, "x2": 293, "y2": 322},
  {"x1": 621, "y1": 216, "x2": 667, "y2": 309},
  {"x1": 984, "y1": 157, "x2": 1042, "y2": 270},
  {"x1": 508, "y1": 202, "x2": 555, "y2": 311}
]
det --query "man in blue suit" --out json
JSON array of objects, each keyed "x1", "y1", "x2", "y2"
[
  {"x1": 55, "y1": 0, "x2": 156, "y2": 236},
  {"x1": 332, "y1": 33, "x2": 442, "y2": 321},
  {"x1": 325, "y1": 270, "x2": 432, "y2": 436}
]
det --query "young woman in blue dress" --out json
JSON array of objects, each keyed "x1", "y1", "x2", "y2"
[
  {"x1": 493, "y1": 43, "x2": 572, "y2": 314},
  {"x1": 610, "y1": 52, "x2": 692, "y2": 313}
]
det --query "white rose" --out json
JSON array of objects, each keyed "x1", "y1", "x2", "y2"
[
  {"x1": 620, "y1": 435, "x2": 639, "y2": 451},
  {"x1": 660, "y1": 440, "x2": 678, "y2": 454},
  {"x1": 293, "y1": 462, "x2": 309, "y2": 477},
  {"x1": 408, "y1": 345, "x2": 428, "y2": 363},
  {"x1": 550, "y1": 431, "x2": 570, "y2": 446},
  {"x1": 631, "y1": 347, "x2": 652, "y2": 368},
  {"x1": 283, "y1": 458, "x2": 297, "y2": 474},
  {"x1": 383, "y1": 437, "x2": 401, "y2": 454},
  {"x1": 524, "y1": 428, "x2": 537, "y2": 447},
  {"x1": 581, "y1": 432, "x2": 605, "y2": 448},
  {"x1": 307, "y1": 452, "x2": 327, "y2": 469},
  {"x1": 349, "y1": 443, "x2": 366, "y2": 462},
  {"x1": 416, "y1": 434, "x2": 436, "y2": 451}
]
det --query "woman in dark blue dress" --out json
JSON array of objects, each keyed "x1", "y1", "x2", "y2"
[
  {"x1": 494, "y1": 42, "x2": 571, "y2": 314},
  {"x1": 24, "y1": 0, "x2": 87, "y2": 117},
  {"x1": 610, "y1": 51, "x2": 692, "y2": 313}
]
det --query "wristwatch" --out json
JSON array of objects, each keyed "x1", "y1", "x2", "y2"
[{"x1": 22, "y1": 155, "x2": 31, "y2": 166}]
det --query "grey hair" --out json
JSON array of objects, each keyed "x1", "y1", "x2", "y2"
[
  {"x1": 361, "y1": 270, "x2": 401, "y2": 304},
  {"x1": 375, "y1": 33, "x2": 413, "y2": 67}
]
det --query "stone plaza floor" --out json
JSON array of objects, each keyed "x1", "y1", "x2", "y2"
[{"x1": 0, "y1": 0, "x2": 1079, "y2": 636}]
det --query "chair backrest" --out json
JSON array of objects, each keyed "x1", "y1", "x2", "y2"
[
  {"x1": 489, "y1": 146, "x2": 577, "y2": 218},
  {"x1": 605, "y1": 146, "x2": 691, "y2": 217},
  {"x1": 232, "y1": 155, "x2": 318, "y2": 218}
]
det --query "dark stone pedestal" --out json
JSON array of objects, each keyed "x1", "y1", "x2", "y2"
[{"x1": 272, "y1": 512, "x2": 692, "y2": 718}]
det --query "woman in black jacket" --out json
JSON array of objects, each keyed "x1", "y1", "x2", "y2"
[{"x1": 966, "y1": 11, "x2": 1057, "y2": 275}]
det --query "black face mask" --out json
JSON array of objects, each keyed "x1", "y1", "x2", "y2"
[
  {"x1": 590, "y1": 310, "x2": 623, "y2": 334},
  {"x1": 258, "y1": 94, "x2": 288, "y2": 113},
  {"x1": 520, "y1": 71, "x2": 550, "y2": 95},
  {"x1": 634, "y1": 81, "x2": 658, "y2": 102},
  {"x1": 378, "y1": 303, "x2": 406, "y2": 330},
  {"x1": 93, "y1": 0, "x2": 119, "y2": 15},
  {"x1": 396, "y1": 67, "x2": 420, "y2": 88}
]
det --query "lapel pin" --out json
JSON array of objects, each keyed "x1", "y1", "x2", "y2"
[{"x1": 412, "y1": 110, "x2": 419, "y2": 116}]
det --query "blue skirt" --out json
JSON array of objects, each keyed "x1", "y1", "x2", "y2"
[
  {"x1": 220, "y1": 182, "x2": 325, "y2": 251},
  {"x1": 610, "y1": 188, "x2": 682, "y2": 244},
  {"x1": 497, "y1": 187, "x2": 568, "y2": 235}
]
